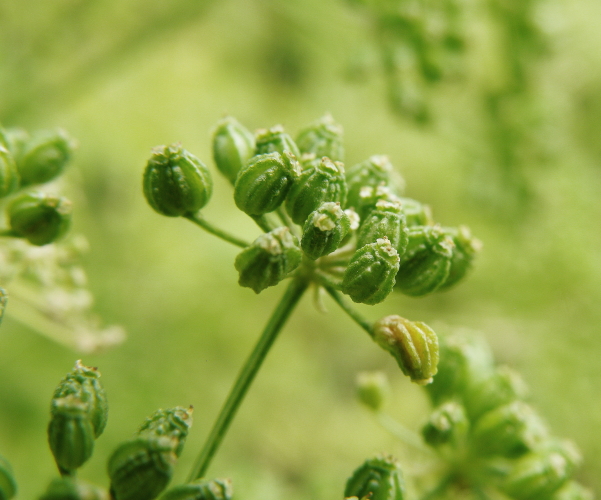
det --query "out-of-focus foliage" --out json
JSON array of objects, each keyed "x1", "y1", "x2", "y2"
[{"x1": 0, "y1": 0, "x2": 600, "y2": 498}]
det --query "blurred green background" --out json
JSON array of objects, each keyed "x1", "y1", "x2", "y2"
[{"x1": 1, "y1": 0, "x2": 600, "y2": 497}]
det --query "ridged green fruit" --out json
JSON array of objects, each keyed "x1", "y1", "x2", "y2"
[
  {"x1": 255, "y1": 125, "x2": 300, "y2": 158},
  {"x1": 137, "y1": 407, "x2": 193, "y2": 458},
  {"x1": 17, "y1": 129, "x2": 75, "y2": 186},
  {"x1": 235, "y1": 227, "x2": 302, "y2": 293},
  {"x1": 437, "y1": 225, "x2": 482, "y2": 291},
  {"x1": 345, "y1": 455, "x2": 405, "y2": 500},
  {"x1": 425, "y1": 332, "x2": 495, "y2": 406},
  {"x1": 463, "y1": 365, "x2": 529, "y2": 423},
  {"x1": 285, "y1": 157, "x2": 347, "y2": 225},
  {"x1": 372, "y1": 315, "x2": 439, "y2": 385},
  {"x1": 8, "y1": 192, "x2": 72, "y2": 246},
  {"x1": 234, "y1": 152, "x2": 300, "y2": 216},
  {"x1": 397, "y1": 197, "x2": 433, "y2": 227},
  {"x1": 353, "y1": 185, "x2": 401, "y2": 222},
  {"x1": 48, "y1": 395, "x2": 96, "y2": 474},
  {"x1": 295, "y1": 115, "x2": 344, "y2": 162},
  {"x1": 346, "y1": 156, "x2": 405, "y2": 210},
  {"x1": 356, "y1": 200, "x2": 408, "y2": 255},
  {"x1": 0, "y1": 455, "x2": 17, "y2": 500},
  {"x1": 0, "y1": 146, "x2": 19, "y2": 198},
  {"x1": 108, "y1": 437, "x2": 177, "y2": 500},
  {"x1": 394, "y1": 226, "x2": 453, "y2": 296},
  {"x1": 212, "y1": 117, "x2": 255, "y2": 185},
  {"x1": 471, "y1": 401, "x2": 548, "y2": 458},
  {"x1": 51, "y1": 360, "x2": 108, "y2": 438},
  {"x1": 501, "y1": 440, "x2": 582, "y2": 500},
  {"x1": 143, "y1": 144, "x2": 212, "y2": 217},
  {"x1": 159, "y1": 478, "x2": 233, "y2": 500},
  {"x1": 340, "y1": 238, "x2": 400, "y2": 305},
  {"x1": 421, "y1": 401, "x2": 468, "y2": 448},
  {"x1": 300, "y1": 202, "x2": 350, "y2": 260}
]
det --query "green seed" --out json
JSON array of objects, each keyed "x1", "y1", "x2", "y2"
[
  {"x1": 143, "y1": 144, "x2": 212, "y2": 217},
  {"x1": 47, "y1": 395, "x2": 96, "y2": 474},
  {"x1": 340, "y1": 238, "x2": 400, "y2": 305},
  {"x1": 300, "y1": 202, "x2": 350, "y2": 260},
  {"x1": 17, "y1": 129, "x2": 75, "y2": 186},
  {"x1": 51, "y1": 360, "x2": 108, "y2": 439},
  {"x1": 137, "y1": 407, "x2": 193, "y2": 458},
  {"x1": 234, "y1": 152, "x2": 300, "y2": 216},
  {"x1": 356, "y1": 199, "x2": 408, "y2": 256},
  {"x1": 356, "y1": 371, "x2": 390, "y2": 412},
  {"x1": 295, "y1": 114, "x2": 344, "y2": 162},
  {"x1": 212, "y1": 117, "x2": 255, "y2": 185},
  {"x1": 159, "y1": 478, "x2": 233, "y2": 500},
  {"x1": 255, "y1": 125, "x2": 300, "y2": 158},
  {"x1": 108, "y1": 437, "x2": 177, "y2": 500},
  {"x1": 235, "y1": 227, "x2": 302, "y2": 293},
  {"x1": 345, "y1": 455, "x2": 405, "y2": 500},
  {"x1": 8, "y1": 192, "x2": 72, "y2": 246},
  {"x1": 421, "y1": 401, "x2": 468, "y2": 448},
  {"x1": 38, "y1": 477, "x2": 108, "y2": 500},
  {"x1": 285, "y1": 156, "x2": 347, "y2": 225},
  {"x1": 346, "y1": 156, "x2": 405, "y2": 210},
  {"x1": 372, "y1": 315, "x2": 439, "y2": 385},
  {"x1": 394, "y1": 225, "x2": 453, "y2": 297}
]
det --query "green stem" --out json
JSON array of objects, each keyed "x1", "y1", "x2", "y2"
[
  {"x1": 251, "y1": 214, "x2": 274, "y2": 233},
  {"x1": 324, "y1": 285, "x2": 374, "y2": 338},
  {"x1": 188, "y1": 276, "x2": 309, "y2": 481},
  {"x1": 185, "y1": 212, "x2": 249, "y2": 248},
  {"x1": 376, "y1": 412, "x2": 432, "y2": 454}
]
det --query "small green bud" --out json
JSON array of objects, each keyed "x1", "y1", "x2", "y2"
[
  {"x1": 394, "y1": 225, "x2": 454, "y2": 297},
  {"x1": 356, "y1": 371, "x2": 390, "y2": 412},
  {"x1": 143, "y1": 144, "x2": 212, "y2": 217},
  {"x1": 108, "y1": 436, "x2": 177, "y2": 500},
  {"x1": 0, "y1": 455, "x2": 17, "y2": 500},
  {"x1": 551, "y1": 482, "x2": 595, "y2": 500},
  {"x1": 345, "y1": 455, "x2": 405, "y2": 500},
  {"x1": 356, "y1": 200, "x2": 409, "y2": 256},
  {"x1": 340, "y1": 237, "x2": 400, "y2": 305},
  {"x1": 235, "y1": 227, "x2": 302, "y2": 293},
  {"x1": 471, "y1": 402, "x2": 548, "y2": 458},
  {"x1": 354, "y1": 185, "x2": 401, "y2": 222},
  {"x1": 397, "y1": 197, "x2": 433, "y2": 227},
  {"x1": 346, "y1": 156, "x2": 405, "y2": 210},
  {"x1": 51, "y1": 360, "x2": 108, "y2": 438},
  {"x1": 0, "y1": 288, "x2": 7, "y2": 327},
  {"x1": 39, "y1": 477, "x2": 108, "y2": 500},
  {"x1": 372, "y1": 315, "x2": 439, "y2": 385},
  {"x1": 425, "y1": 332, "x2": 495, "y2": 406},
  {"x1": 17, "y1": 129, "x2": 75, "y2": 186},
  {"x1": 301, "y1": 202, "x2": 350, "y2": 260},
  {"x1": 437, "y1": 226, "x2": 482, "y2": 291},
  {"x1": 0, "y1": 146, "x2": 19, "y2": 198},
  {"x1": 8, "y1": 192, "x2": 72, "y2": 246},
  {"x1": 501, "y1": 440, "x2": 582, "y2": 500},
  {"x1": 137, "y1": 407, "x2": 193, "y2": 458},
  {"x1": 212, "y1": 117, "x2": 255, "y2": 185},
  {"x1": 464, "y1": 365, "x2": 529, "y2": 423},
  {"x1": 285, "y1": 157, "x2": 347, "y2": 225},
  {"x1": 234, "y1": 151, "x2": 300, "y2": 216},
  {"x1": 255, "y1": 125, "x2": 300, "y2": 158},
  {"x1": 295, "y1": 115, "x2": 344, "y2": 162},
  {"x1": 47, "y1": 395, "x2": 96, "y2": 473},
  {"x1": 159, "y1": 478, "x2": 233, "y2": 500},
  {"x1": 421, "y1": 401, "x2": 468, "y2": 448}
]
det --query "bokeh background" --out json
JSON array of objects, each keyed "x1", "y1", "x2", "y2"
[{"x1": 1, "y1": 0, "x2": 600, "y2": 497}]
